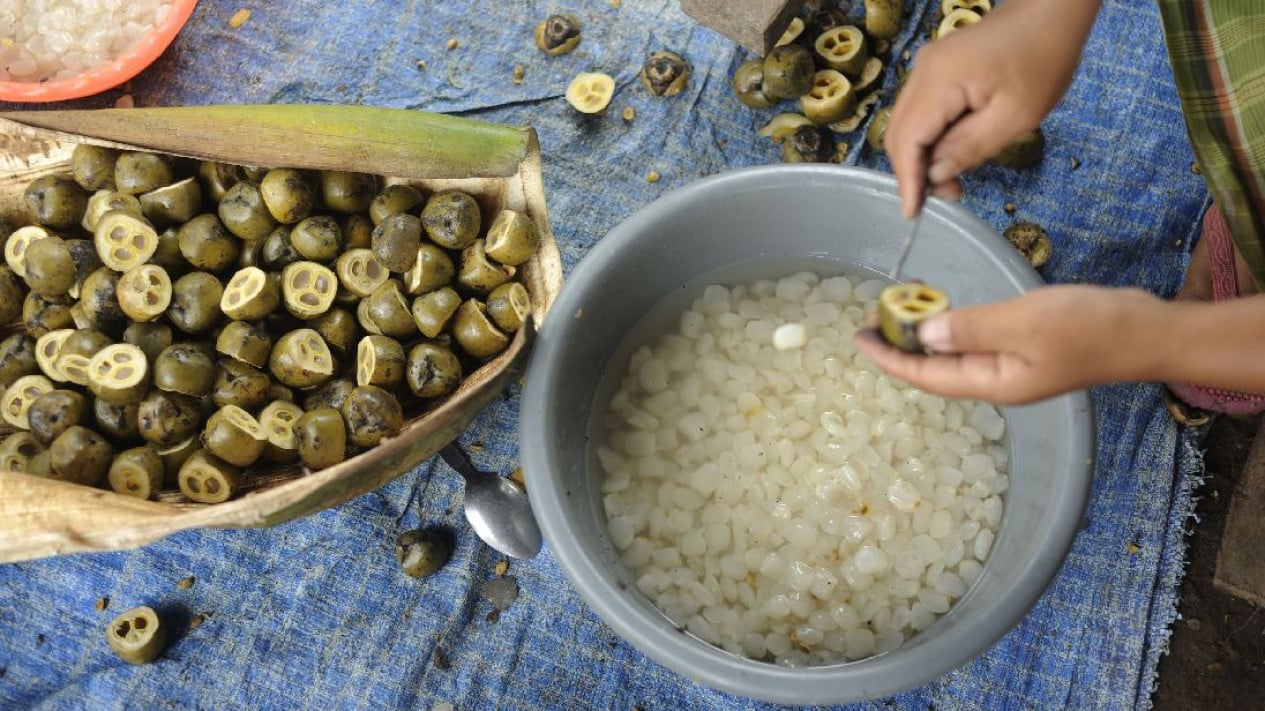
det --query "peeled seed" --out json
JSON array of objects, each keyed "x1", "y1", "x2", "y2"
[{"x1": 566, "y1": 72, "x2": 615, "y2": 114}]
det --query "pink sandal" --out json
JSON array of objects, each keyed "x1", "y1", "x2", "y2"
[{"x1": 1163, "y1": 204, "x2": 1265, "y2": 425}]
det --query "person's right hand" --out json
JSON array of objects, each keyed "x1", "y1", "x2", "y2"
[{"x1": 885, "y1": 0, "x2": 1103, "y2": 217}]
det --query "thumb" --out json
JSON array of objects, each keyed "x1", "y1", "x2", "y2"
[
  {"x1": 917, "y1": 300, "x2": 1023, "y2": 353},
  {"x1": 927, "y1": 107, "x2": 1033, "y2": 185}
]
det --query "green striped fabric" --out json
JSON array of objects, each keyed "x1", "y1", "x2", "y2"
[{"x1": 1158, "y1": 0, "x2": 1265, "y2": 290}]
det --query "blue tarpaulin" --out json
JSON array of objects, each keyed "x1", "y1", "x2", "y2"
[{"x1": 0, "y1": 1, "x2": 1206, "y2": 708}]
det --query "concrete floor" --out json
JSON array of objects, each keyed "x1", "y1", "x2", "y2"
[{"x1": 1152, "y1": 415, "x2": 1265, "y2": 709}]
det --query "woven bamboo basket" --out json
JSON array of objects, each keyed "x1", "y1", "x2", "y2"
[{"x1": 0, "y1": 106, "x2": 563, "y2": 563}]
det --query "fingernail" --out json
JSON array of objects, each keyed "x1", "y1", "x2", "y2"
[
  {"x1": 918, "y1": 317, "x2": 951, "y2": 351},
  {"x1": 927, "y1": 159, "x2": 956, "y2": 185}
]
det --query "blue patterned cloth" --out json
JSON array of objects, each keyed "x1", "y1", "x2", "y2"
[{"x1": 0, "y1": 1, "x2": 1205, "y2": 709}]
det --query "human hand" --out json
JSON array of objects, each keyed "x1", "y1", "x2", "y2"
[
  {"x1": 885, "y1": 0, "x2": 1102, "y2": 216},
  {"x1": 853, "y1": 285, "x2": 1160, "y2": 404}
]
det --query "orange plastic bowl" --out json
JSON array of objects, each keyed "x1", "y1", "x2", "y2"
[{"x1": 0, "y1": 0, "x2": 198, "y2": 103}]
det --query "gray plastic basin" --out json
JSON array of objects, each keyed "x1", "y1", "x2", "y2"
[{"x1": 520, "y1": 165, "x2": 1094, "y2": 705}]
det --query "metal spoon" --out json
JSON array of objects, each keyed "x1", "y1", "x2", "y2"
[{"x1": 438, "y1": 443, "x2": 542, "y2": 560}]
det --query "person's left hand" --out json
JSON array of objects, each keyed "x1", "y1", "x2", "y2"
[{"x1": 853, "y1": 284, "x2": 1163, "y2": 404}]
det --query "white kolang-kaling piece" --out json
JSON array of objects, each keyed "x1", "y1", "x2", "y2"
[
  {"x1": 0, "y1": 1, "x2": 174, "y2": 83},
  {"x1": 599, "y1": 272, "x2": 1009, "y2": 667}
]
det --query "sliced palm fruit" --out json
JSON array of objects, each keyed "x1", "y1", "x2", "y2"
[
  {"x1": 45, "y1": 425, "x2": 106, "y2": 485},
  {"x1": 815, "y1": 26, "x2": 868, "y2": 77},
  {"x1": 269, "y1": 328, "x2": 335, "y2": 388},
  {"x1": 221, "y1": 266, "x2": 281, "y2": 322},
  {"x1": 878, "y1": 283, "x2": 951, "y2": 353},
  {"x1": 216, "y1": 320, "x2": 271, "y2": 368},
  {"x1": 34, "y1": 329, "x2": 73, "y2": 382},
  {"x1": 56, "y1": 352, "x2": 92, "y2": 387},
  {"x1": 356, "y1": 335, "x2": 407, "y2": 388},
  {"x1": 116, "y1": 264, "x2": 173, "y2": 323},
  {"x1": 411, "y1": 287, "x2": 462, "y2": 339},
  {"x1": 311, "y1": 308, "x2": 359, "y2": 354},
  {"x1": 87, "y1": 344, "x2": 149, "y2": 405},
  {"x1": 1, "y1": 374, "x2": 55, "y2": 429},
  {"x1": 0, "y1": 432, "x2": 43, "y2": 473},
  {"x1": 800, "y1": 69, "x2": 857, "y2": 125},
  {"x1": 453, "y1": 299, "x2": 510, "y2": 359},
  {"x1": 178, "y1": 449, "x2": 241, "y2": 504},
  {"x1": 761, "y1": 45, "x2": 814, "y2": 99},
  {"x1": 406, "y1": 342, "x2": 463, "y2": 399},
  {"x1": 106, "y1": 605, "x2": 167, "y2": 664},
  {"x1": 259, "y1": 399, "x2": 304, "y2": 462},
  {"x1": 942, "y1": 0, "x2": 990, "y2": 15},
  {"x1": 535, "y1": 14, "x2": 581, "y2": 56},
  {"x1": 82, "y1": 190, "x2": 141, "y2": 233},
  {"x1": 640, "y1": 51, "x2": 690, "y2": 97},
  {"x1": 936, "y1": 8, "x2": 982, "y2": 38},
  {"x1": 363, "y1": 280, "x2": 417, "y2": 338},
  {"x1": 4, "y1": 225, "x2": 53, "y2": 277},
  {"x1": 139, "y1": 177, "x2": 203, "y2": 227},
  {"x1": 203, "y1": 405, "x2": 267, "y2": 467},
  {"x1": 107, "y1": 447, "x2": 164, "y2": 500},
  {"x1": 94, "y1": 210, "x2": 159, "y2": 271},
  {"x1": 566, "y1": 72, "x2": 616, "y2": 114},
  {"x1": 865, "y1": 0, "x2": 904, "y2": 40},
  {"x1": 281, "y1": 261, "x2": 338, "y2": 320},
  {"x1": 156, "y1": 436, "x2": 199, "y2": 479},
  {"x1": 486, "y1": 281, "x2": 532, "y2": 333},
  {"x1": 403, "y1": 243, "x2": 455, "y2": 295},
  {"x1": 758, "y1": 113, "x2": 816, "y2": 144},
  {"x1": 484, "y1": 209, "x2": 540, "y2": 267},
  {"x1": 259, "y1": 169, "x2": 315, "y2": 224},
  {"x1": 457, "y1": 240, "x2": 514, "y2": 295},
  {"x1": 356, "y1": 299, "x2": 384, "y2": 336},
  {"x1": 335, "y1": 248, "x2": 390, "y2": 298},
  {"x1": 775, "y1": 16, "x2": 805, "y2": 47},
  {"x1": 732, "y1": 58, "x2": 778, "y2": 109}
]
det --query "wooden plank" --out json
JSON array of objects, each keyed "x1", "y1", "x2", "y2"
[
  {"x1": 1214, "y1": 417, "x2": 1265, "y2": 604},
  {"x1": 680, "y1": 0, "x2": 805, "y2": 55}
]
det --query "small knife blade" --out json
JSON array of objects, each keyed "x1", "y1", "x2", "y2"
[{"x1": 888, "y1": 205, "x2": 925, "y2": 282}]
